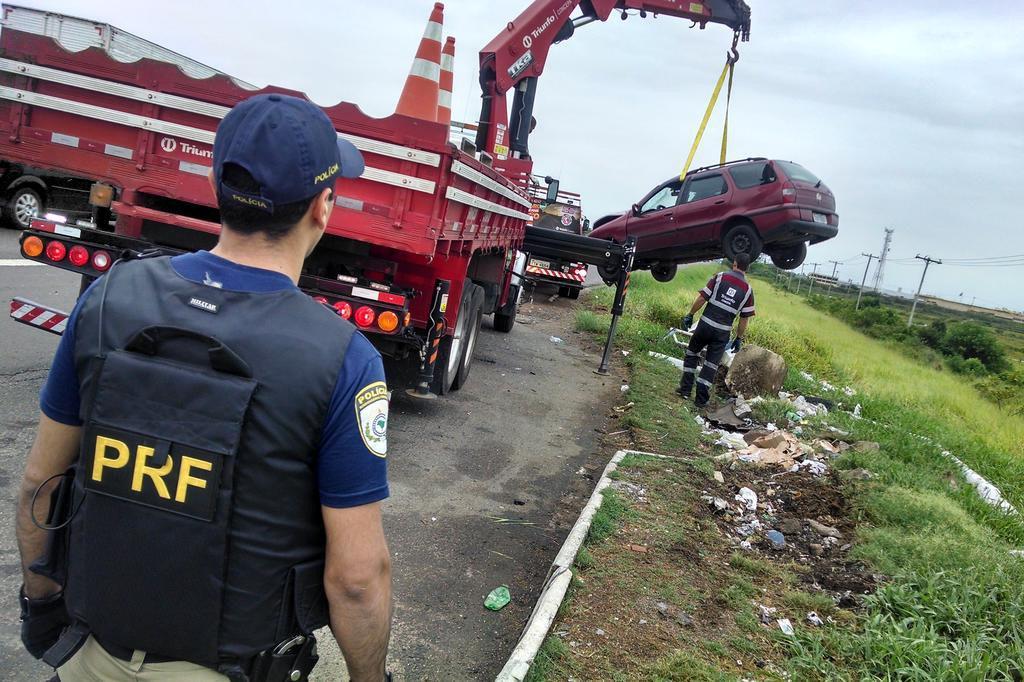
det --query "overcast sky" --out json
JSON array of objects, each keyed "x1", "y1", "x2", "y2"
[{"x1": 17, "y1": 1, "x2": 1024, "y2": 311}]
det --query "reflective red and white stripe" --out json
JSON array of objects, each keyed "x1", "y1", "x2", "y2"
[
  {"x1": 526, "y1": 265, "x2": 587, "y2": 283},
  {"x1": 9, "y1": 298, "x2": 68, "y2": 335}
]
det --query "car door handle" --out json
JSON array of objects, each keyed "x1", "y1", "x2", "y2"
[{"x1": 714, "y1": 199, "x2": 726, "y2": 204}]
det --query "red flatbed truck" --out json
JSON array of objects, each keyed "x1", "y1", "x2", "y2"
[{"x1": 6, "y1": 1, "x2": 749, "y2": 393}]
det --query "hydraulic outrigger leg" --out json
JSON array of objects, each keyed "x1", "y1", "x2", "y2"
[{"x1": 596, "y1": 236, "x2": 636, "y2": 376}]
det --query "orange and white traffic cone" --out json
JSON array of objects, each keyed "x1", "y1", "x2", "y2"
[
  {"x1": 395, "y1": 2, "x2": 444, "y2": 121},
  {"x1": 437, "y1": 36, "x2": 456, "y2": 126}
]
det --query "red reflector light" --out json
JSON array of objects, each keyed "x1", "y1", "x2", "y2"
[
  {"x1": 354, "y1": 306, "x2": 375, "y2": 328},
  {"x1": 91, "y1": 250, "x2": 112, "y2": 271},
  {"x1": 312, "y1": 296, "x2": 328, "y2": 305},
  {"x1": 378, "y1": 292, "x2": 406, "y2": 306},
  {"x1": 333, "y1": 300, "x2": 352, "y2": 320},
  {"x1": 782, "y1": 182, "x2": 796, "y2": 203},
  {"x1": 68, "y1": 245, "x2": 89, "y2": 267},
  {"x1": 45, "y1": 240, "x2": 66, "y2": 262}
]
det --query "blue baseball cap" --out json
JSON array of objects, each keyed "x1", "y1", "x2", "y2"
[{"x1": 213, "y1": 93, "x2": 364, "y2": 213}]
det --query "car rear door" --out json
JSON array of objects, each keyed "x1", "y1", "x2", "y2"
[
  {"x1": 625, "y1": 178, "x2": 681, "y2": 249},
  {"x1": 672, "y1": 173, "x2": 731, "y2": 246}
]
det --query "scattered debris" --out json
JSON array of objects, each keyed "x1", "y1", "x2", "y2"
[
  {"x1": 675, "y1": 612, "x2": 694, "y2": 627},
  {"x1": 766, "y1": 530, "x2": 786, "y2": 549},
  {"x1": 620, "y1": 350, "x2": 631, "y2": 356},
  {"x1": 549, "y1": 336, "x2": 563, "y2": 344},
  {"x1": 656, "y1": 601, "x2": 670, "y2": 616},
  {"x1": 792, "y1": 459, "x2": 827, "y2": 476},
  {"x1": 853, "y1": 403, "x2": 862, "y2": 418},
  {"x1": 757, "y1": 604, "x2": 777, "y2": 624},
  {"x1": 648, "y1": 351, "x2": 687, "y2": 371},
  {"x1": 714, "y1": 431, "x2": 750, "y2": 450},
  {"x1": 626, "y1": 544, "x2": 649, "y2": 553},
  {"x1": 777, "y1": 618, "x2": 795, "y2": 636},
  {"x1": 514, "y1": 499, "x2": 526, "y2": 506},
  {"x1": 595, "y1": 628, "x2": 606, "y2": 636},
  {"x1": 702, "y1": 495, "x2": 732, "y2": 513},
  {"x1": 611, "y1": 480, "x2": 648, "y2": 502},
  {"x1": 807, "y1": 519, "x2": 842, "y2": 539},
  {"x1": 853, "y1": 441, "x2": 880, "y2": 453},
  {"x1": 713, "y1": 471, "x2": 725, "y2": 483},
  {"x1": 736, "y1": 487, "x2": 758, "y2": 511},
  {"x1": 613, "y1": 401, "x2": 635, "y2": 412},
  {"x1": 484, "y1": 585, "x2": 511, "y2": 611},
  {"x1": 620, "y1": 384, "x2": 630, "y2": 393},
  {"x1": 843, "y1": 386, "x2": 856, "y2": 397},
  {"x1": 841, "y1": 468, "x2": 875, "y2": 481},
  {"x1": 806, "y1": 611, "x2": 824, "y2": 627},
  {"x1": 706, "y1": 401, "x2": 751, "y2": 429}
]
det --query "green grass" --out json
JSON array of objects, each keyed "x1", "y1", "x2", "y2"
[{"x1": 570, "y1": 267, "x2": 1024, "y2": 680}]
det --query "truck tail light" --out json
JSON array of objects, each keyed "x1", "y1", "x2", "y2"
[
  {"x1": 354, "y1": 306, "x2": 375, "y2": 328},
  {"x1": 333, "y1": 300, "x2": 352, "y2": 320},
  {"x1": 782, "y1": 182, "x2": 796, "y2": 203},
  {"x1": 68, "y1": 245, "x2": 90, "y2": 267},
  {"x1": 377, "y1": 311, "x2": 399, "y2": 332},
  {"x1": 45, "y1": 240, "x2": 66, "y2": 262},
  {"x1": 22, "y1": 236, "x2": 44, "y2": 258},
  {"x1": 312, "y1": 296, "x2": 328, "y2": 305},
  {"x1": 92, "y1": 250, "x2": 112, "y2": 271}
]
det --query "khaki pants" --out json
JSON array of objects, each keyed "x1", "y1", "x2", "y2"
[{"x1": 57, "y1": 635, "x2": 228, "y2": 681}]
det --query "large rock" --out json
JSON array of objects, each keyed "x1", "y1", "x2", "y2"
[{"x1": 726, "y1": 344, "x2": 787, "y2": 398}]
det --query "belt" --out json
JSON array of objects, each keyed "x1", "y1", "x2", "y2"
[{"x1": 95, "y1": 635, "x2": 176, "y2": 665}]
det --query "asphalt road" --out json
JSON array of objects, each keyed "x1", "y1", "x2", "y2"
[{"x1": 0, "y1": 229, "x2": 620, "y2": 681}]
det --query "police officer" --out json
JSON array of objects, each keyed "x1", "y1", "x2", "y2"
[
  {"x1": 677, "y1": 253, "x2": 756, "y2": 407},
  {"x1": 15, "y1": 94, "x2": 393, "y2": 681}
]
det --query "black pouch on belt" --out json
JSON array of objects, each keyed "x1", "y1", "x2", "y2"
[{"x1": 249, "y1": 634, "x2": 318, "y2": 682}]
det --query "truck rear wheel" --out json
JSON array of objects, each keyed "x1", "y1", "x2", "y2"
[
  {"x1": 453, "y1": 285, "x2": 484, "y2": 390},
  {"x1": 559, "y1": 285, "x2": 580, "y2": 300},
  {"x1": 432, "y1": 279, "x2": 475, "y2": 395},
  {"x1": 493, "y1": 284, "x2": 519, "y2": 333}
]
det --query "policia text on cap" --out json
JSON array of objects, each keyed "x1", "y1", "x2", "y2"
[{"x1": 15, "y1": 94, "x2": 395, "y2": 682}]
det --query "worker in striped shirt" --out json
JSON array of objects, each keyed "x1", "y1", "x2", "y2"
[{"x1": 677, "y1": 253, "x2": 755, "y2": 407}]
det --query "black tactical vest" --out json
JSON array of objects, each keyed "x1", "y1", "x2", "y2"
[
  {"x1": 60, "y1": 256, "x2": 354, "y2": 673},
  {"x1": 699, "y1": 271, "x2": 752, "y2": 338}
]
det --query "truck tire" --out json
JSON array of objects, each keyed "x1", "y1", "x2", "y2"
[
  {"x1": 563, "y1": 286, "x2": 580, "y2": 300},
  {"x1": 769, "y1": 243, "x2": 807, "y2": 270},
  {"x1": 453, "y1": 285, "x2": 485, "y2": 390},
  {"x1": 651, "y1": 263, "x2": 677, "y2": 282},
  {"x1": 6, "y1": 186, "x2": 44, "y2": 229},
  {"x1": 431, "y1": 279, "x2": 475, "y2": 395},
  {"x1": 493, "y1": 284, "x2": 519, "y2": 333},
  {"x1": 722, "y1": 222, "x2": 763, "y2": 262}
]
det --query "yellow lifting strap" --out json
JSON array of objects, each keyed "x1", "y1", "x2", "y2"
[{"x1": 679, "y1": 45, "x2": 739, "y2": 181}]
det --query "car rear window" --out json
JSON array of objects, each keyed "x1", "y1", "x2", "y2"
[
  {"x1": 775, "y1": 161, "x2": 820, "y2": 185},
  {"x1": 729, "y1": 162, "x2": 776, "y2": 189}
]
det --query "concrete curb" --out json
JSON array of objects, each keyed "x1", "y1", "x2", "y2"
[{"x1": 495, "y1": 449, "x2": 674, "y2": 681}]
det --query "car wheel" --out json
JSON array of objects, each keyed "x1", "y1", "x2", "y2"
[
  {"x1": 6, "y1": 187, "x2": 44, "y2": 229},
  {"x1": 651, "y1": 263, "x2": 677, "y2": 283},
  {"x1": 769, "y1": 243, "x2": 807, "y2": 270},
  {"x1": 722, "y1": 222, "x2": 763, "y2": 261}
]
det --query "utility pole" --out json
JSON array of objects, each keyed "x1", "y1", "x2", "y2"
[
  {"x1": 807, "y1": 262, "x2": 821, "y2": 295},
  {"x1": 827, "y1": 260, "x2": 840, "y2": 294},
  {"x1": 908, "y1": 254, "x2": 942, "y2": 328},
  {"x1": 872, "y1": 227, "x2": 894, "y2": 292},
  {"x1": 856, "y1": 253, "x2": 877, "y2": 310}
]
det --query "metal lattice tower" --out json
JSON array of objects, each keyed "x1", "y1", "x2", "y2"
[{"x1": 872, "y1": 228, "x2": 894, "y2": 291}]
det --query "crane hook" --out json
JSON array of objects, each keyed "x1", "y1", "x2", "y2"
[{"x1": 728, "y1": 30, "x2": 740, "y2": 64}]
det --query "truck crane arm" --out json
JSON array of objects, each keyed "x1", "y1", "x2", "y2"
[{"x1": 476, "y1": 0, "x2": 750, "y2": 176}]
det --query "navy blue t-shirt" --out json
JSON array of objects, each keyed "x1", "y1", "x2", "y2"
[{"x1": 40, "y1": 251, "x2": 389, "y2": 509}]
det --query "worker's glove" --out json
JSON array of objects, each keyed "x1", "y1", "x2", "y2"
[
  {"x1": 19, "y1": 586, "x2": 67, "y2": 659},
  {"x1": 681, "y1": 314, "x2": 694, "y2": 330},
  {"x1": 729, "y1": 338, "x2": 742, "y2": 353}
]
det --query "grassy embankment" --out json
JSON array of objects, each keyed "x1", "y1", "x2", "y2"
[{"x1": 530, "y1": 266, "x2": 1024, "y2": 680}]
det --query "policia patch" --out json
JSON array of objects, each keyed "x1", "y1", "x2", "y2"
[{"x1": 355, "y1": 381, "x2": 388, "y2": 457}]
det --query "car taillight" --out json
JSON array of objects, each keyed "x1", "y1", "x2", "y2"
[
  {"x1": 68, "y1": 245, "x2": 90, "y2": 267},
  {"x1": 45, "y1": 240, "x2": 66, "y2": 262},
  {"x1": 22, "y1": 236, "x2": 43, "y2": 258},
  {"x1": 91, "y1": 250, "x2": 112, "y2": 271},
  {"x1": 782, "y1": 182, "x2": 796, "y2": 203},
  {"x1": 377, "y1": 311, "x2": 399, "y2": 332},
  {"x1": 333, "y1": 300, "x2": 352, "y2": 320},
  {"x1": 354, "y1": 306, "x2": 375, "y2": 328}
]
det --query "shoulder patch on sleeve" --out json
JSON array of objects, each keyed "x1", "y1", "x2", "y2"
[{"x1": 355, "y1": 381, "x2": 388, "y2": 457}]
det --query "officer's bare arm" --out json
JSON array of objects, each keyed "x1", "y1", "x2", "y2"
[
  {"x1": 687, "y1": 292, "x2": 707, "y2": 316},
  {"x1": 736, "y1": 316, "x2": 750, "y2": 339},
  {"x1": 16, "y1": 413, "x2": 81, "y2": 599},
  {"x1": 323, "y1": 501, "x2": 392, "y2": 681}
]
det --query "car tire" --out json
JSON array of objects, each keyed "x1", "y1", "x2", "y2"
[
  {"x1": 493, "y1": 285, "x2": 517, "y2": 333},
  {"x1": 769, "y1": 243, "x2": 807, "y2": 270},
  {"x1": 651, "y1": 263, "x2": 678, "y2": 283},
  {"x1": 5, "y1": 186, "x2": 44, "y2": 229},
  {"x1": 431, "y1": 279, "x2": 475, "y2": 395},
  {"x1": 722, "y1": 222, "x2": 763, "y2": 261}
]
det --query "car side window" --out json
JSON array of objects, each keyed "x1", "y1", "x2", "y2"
[
  {"x1": 729, "y1": 162, "x2": 776, "y2": 189},
  {"x1": 682, "y1": 174, "x2": 727, "y2": 203},
  {"x1": 640, "y1": 180, "x2": 682, "y2": 214}
]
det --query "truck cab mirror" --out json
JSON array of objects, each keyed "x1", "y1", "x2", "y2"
[
  {"x1": 582, "y1": 218, "x2": 591, "y2": 233},
  {"x1": 544, "y1": 177, "x2": 560, "y2": 204}
]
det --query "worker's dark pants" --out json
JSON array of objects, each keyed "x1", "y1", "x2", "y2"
[{"x1": 679, "y1": 321, "x2": 729, "y2": 406}]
